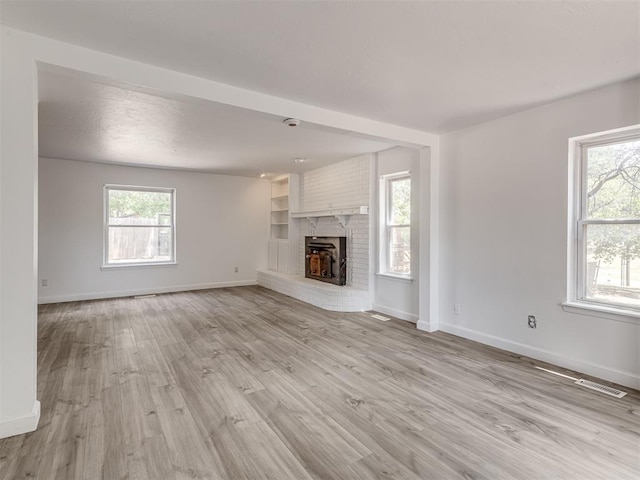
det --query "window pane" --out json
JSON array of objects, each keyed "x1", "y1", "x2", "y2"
[
  {"x1": 108, "y1": 226, "x2": 172, "y2": 263},
  {"x1": 390, "y1": 178, "x2": 411, "y2": 224},
  {"x1": 584, "y1": 223, "x2": 640, "y2": 308},
  {"x1": 586, "y1": 140, "x2": 640, "y2": 219},
  {"x1": 389, "y1": 226, "x2": 410, "y2": 274},
  {"x1": 109, "y1": 189, "x2": 171, "y2": 225}
]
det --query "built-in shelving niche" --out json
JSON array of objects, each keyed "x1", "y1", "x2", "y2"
[{"x1": 268, "y1": 174, "x2": 299, "y2": 274}]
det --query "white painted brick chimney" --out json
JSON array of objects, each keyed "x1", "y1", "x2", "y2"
[{"x1": 297, "y1": 155, "x2": 371, "y2": 290}]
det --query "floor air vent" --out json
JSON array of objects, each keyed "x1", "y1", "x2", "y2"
[
  {"x1": 534, "y1": 366, "x2": 627, "y2": 398},
  {"x1": 371, "y1": 314, "x2": 390, "y2": 321},
  {"x1": 574, "y1": 379, "x2": 627, "y2": 398}
]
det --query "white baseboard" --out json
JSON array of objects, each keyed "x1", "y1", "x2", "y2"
[
  {"x1": 372, "y1": 304, "x2": 418, "y2": 323},
  {"x1": 0, "y1": 400, "x2": 40, "y2": 439},
  {"x1": 416, "y1": 319, "x2": 436, "y2": 332},
  {"x1": 38, "y1": 280, "x2": 258, "y2": 304},
  {"x1": 439, "y1": 322, "x2": 640, "y2": 390}
]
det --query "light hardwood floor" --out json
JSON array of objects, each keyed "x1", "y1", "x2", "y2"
[{"x1": 0, "y1": 286, "x2": 638, "y2": 479}]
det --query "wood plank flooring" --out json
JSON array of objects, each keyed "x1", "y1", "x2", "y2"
[{"x1": 1, "y1": 286, "x2": 638, "y2": 479}]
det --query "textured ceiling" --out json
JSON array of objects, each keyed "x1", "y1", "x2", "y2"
[
  {"x1": 38, "y1": 70, "x2": 395, "y2": 176},
  {"x1": 2, "y1": 1, "x2": 639, "y2": 133}
]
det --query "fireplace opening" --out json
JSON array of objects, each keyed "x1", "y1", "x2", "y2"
[{"x1": 305, "y1": 236, "x2": 346, "y2": 286}]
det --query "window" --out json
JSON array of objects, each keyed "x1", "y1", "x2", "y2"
[
  {"x1": 569, "y1": 126, "x2": 640, "y2": 314},
  {"x1": 104, "y1": 185, "x2": 175, "y2": 266},
  {"x1": 380, "y1": 172, "x2": 411, "y2": 276}
]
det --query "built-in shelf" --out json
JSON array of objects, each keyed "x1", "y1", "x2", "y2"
[
  {"x1": 291, "y1": 206, "x2": 369, "y2": 228},
  {"x1": 268, "y1": 174, "x2": 300, "y2": 275},
  {"x1": 270, "y1": 176, "x2": 290, "y2": 240}
]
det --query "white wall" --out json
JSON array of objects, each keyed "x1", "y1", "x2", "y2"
[
  {"x1": 373, "y1": 147, "x2": 421, "y2": 322},
  {"x1": 439, "y1": 78, "x2": 640, "y2": 389},
  {"x1": 39, "y1": 158, "x2": 270, "y2": 303}
]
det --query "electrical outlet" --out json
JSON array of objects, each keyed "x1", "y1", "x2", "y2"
[
  {"x1": 453, "y1": 304, "x2": 461, "y2": 315},
  {"x1": 41, "y1": 279, "x2": 48, "y2": 287},
  {"x1": 528, "y1": 315, "x2": 537, "y2": 329},
  {"x1": 234, "y1": 267, "x2": 239, "y2": 273}
]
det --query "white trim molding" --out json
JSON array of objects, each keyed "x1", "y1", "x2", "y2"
[
  {"x1": 561, "y1": 301, "x2": 640, "y2": 325},
  {"x1": 372, "y1": 304, "x2": 418, "y2": 323},
  {"x1": 439, "y1": 322, "x2": 640, "y2": 390},
  {"x1": 375, "y1": 272, "x2": 414, "y2": 284},
  {"x1": 38, "y1": 281, "x2": 257, "y2": 304},
  {"x1": 416, "y1": 320, "x2": 436, "y2": 333},
  {"x1": 0, "y1": 401, "x2": 40, "y2": 439}
]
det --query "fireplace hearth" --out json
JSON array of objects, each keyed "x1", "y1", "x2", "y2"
[{"x1": 305, "y1": 236, "x2": 346, "y2": 286}]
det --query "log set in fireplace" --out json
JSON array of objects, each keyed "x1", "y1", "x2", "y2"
[{"x1": 305, "y1": 236, "x2": 346, "y2": 286}]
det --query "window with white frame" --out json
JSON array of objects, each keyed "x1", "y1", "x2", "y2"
[
  {"x1": 380, "y1": 172, "x2": 411, "y2": 276},
  {"x1": 569, "y1": 126, "x2": 640, "y2": 312},
  {"x1": 104, "y1": 185, "x2": 176, "y2": 266}
]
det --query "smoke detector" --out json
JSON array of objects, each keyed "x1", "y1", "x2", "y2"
[{"x1": 283, "y1": 118, "x2": 301, "y2": 127}]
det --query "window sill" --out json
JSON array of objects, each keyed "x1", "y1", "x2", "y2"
[
  {"x1": 101, "y1": 262, "x2": 178, "y2": 271},
  {"x1": 561, "y1": 301, "x2": 640, "y2": 325},
  {"x1": 376, "y1": 272, "x2": 414, "y2": 284}
]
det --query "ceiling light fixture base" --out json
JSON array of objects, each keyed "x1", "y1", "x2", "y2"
[{"x1": 283, "y1": 118, "x2": 301, "y2": 127}]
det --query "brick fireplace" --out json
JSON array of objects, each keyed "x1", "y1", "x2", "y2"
[{"x1": 257, "y1": 155, "x2": 372, "y2": 312}]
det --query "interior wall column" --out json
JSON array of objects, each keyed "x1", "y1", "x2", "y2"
[
  {"x1": 417, "y1": 144, "x2": 440, "y2": 332},
  {"x1": 0, "y1": 27, "x2": 40, "y2": 438}
]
